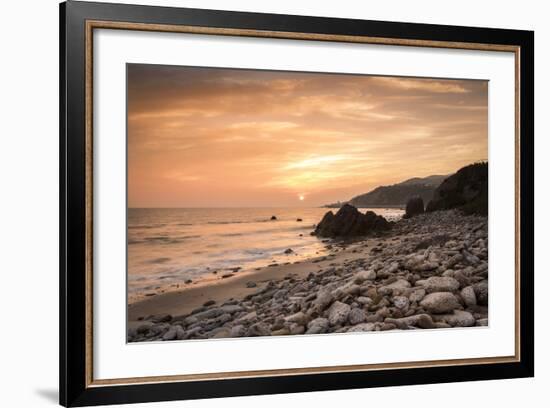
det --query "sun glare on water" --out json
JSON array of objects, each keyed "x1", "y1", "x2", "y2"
[{"x1": 299, "y1": 195, "x2": 305, "y2": 201}]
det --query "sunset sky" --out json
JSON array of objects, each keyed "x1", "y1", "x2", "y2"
[{"x1": 127, "y1": 64, "x2": 488, "y2": 208}]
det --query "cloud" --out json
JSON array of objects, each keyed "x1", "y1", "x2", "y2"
[
  {"x1": 370, "y1": 77, "x2": 471, "y2": 94},
  {"x1": 127, "y1": 65, "x2": 488, "y2": 207}
]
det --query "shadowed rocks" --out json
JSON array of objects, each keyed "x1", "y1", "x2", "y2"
[
  {"x1": 426, "y1": 162, "x2": 488, "y2": 215},
  {"x1": 313, "y1": 204, "x2": 391, "y2": 238},
  {"x1": 403, "y1": 196, "x2": 424, "y2": 219}
]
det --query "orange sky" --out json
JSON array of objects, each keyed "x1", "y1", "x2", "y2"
[{"x1": 127, "y1": 64, "x2": 487, "y2": 208}]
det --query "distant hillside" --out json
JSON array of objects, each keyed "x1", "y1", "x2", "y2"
[{"x1": 324, "y1": 174, "x2": 448, "y2": 208}]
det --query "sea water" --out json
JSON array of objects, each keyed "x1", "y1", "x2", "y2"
[{"x1": 128, "y1": 207, "x2": 404, "y2": 301}]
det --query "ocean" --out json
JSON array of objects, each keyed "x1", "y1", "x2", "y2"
[{"x1": 127, "y1": 207, "x2": 404, "y2": 302}]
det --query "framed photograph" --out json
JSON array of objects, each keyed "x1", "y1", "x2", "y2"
[{"x1": 60, "y1": 1, "x2": 534, "y2": 406}]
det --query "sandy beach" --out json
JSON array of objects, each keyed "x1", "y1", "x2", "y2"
[{"x1": 128, "y1": 238, "x2": 378, "y2": 322}]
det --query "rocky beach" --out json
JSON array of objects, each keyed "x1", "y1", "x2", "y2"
[{"x1": 128, "y1": 207, "x2": 488, "y2": 342}]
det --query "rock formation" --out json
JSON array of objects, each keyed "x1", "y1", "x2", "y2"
[{"x1": 313, "y1": 204, "x2": 391, "y2": 238}]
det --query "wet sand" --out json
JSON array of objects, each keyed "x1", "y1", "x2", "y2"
[{"x1": 128, "y1": 240, "x2": 373, "y2": 322}]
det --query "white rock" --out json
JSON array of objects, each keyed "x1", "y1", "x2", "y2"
[
  {"x1": 285, "y1": 311, "x2": 308, "y2": 326},
  {"x1": 379, "y1": 279, "x2": 411, "y2": 295},
  {"x1": 327, "y1": 301, "x2": 351, "y2": 326},
  {"x1": 356, "y1": 296, "x2": 373, "y2": 306},
  {"x1": 418, "y1": 276, "x2": 460, "y2": 293},
  {"x1": 436, "y1": 310, "x2": 475, "y2": 327},
  {"x1": 347, "y1": 323, "x2": 376, "y2": 332},
  {"x1": 354, "y1": 269, "x2": 377, "y2": 284},
  {"x1": 420, "y1": 292, "x2": 461, "y2": 313},
  {"x1": 393, "y1": 296, "x2": 410, "y2": 310}
]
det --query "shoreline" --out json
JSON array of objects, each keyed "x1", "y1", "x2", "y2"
[
  {"x1": 128, "y1": 209, "x2": 489, "y2": 342},
  {"x1": 128, "y1": 238, "x2": 382, "y2": 322}
]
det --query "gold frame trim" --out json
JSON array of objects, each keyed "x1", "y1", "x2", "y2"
[{"x1": 84, "y1": 20, "x2": 521, "y2": 388}]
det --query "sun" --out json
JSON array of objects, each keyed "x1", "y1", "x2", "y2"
[{"x1": 298, "y1": 195, "x2": 305, "y2": 201}]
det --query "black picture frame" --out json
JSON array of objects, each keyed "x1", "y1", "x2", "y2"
[{"x1": 60, "y1": 1, "x2": 534, "y2": 406}]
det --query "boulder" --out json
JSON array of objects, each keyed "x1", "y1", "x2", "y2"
[
  {"x1": 348, "y1": 308, "x2": 366, "y2": 325},
  {"x1": 327, "y1": 301, "x2": 351, "y2": 326},
  {"x1": 403, "y1": 196, "x2": 424, "y2": 218},
  {"x1": 353, "y1": 269, "x2": 376, "y2": 284},
  {"x1": 436, "y1": 310, "x2": 475, "y2": 327},
  {"x1": 312, "y1": 204, "x2": 391, "y2": 238},
  {"x1": 378, "y1": 279, "x2": 411, "y2": 295},
  {"x1": 306, "y1": 318, "x2": 330, "y2": 334},
  {"x1": 420, "y1": 292, "x2": 461, "y2": 313},
  {"x1": 417, "y1": 276, "x2": 460, "y2": 293}
]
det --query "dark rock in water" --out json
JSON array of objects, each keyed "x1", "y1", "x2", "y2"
[
  {"x1": 312, "y1": 204, "x2": 391, "y2": 238},
  {"x1": 403, "y1": 196, "x2": 424, "y2": 219},
  {"x1": 284, "y1": 248, "x2": 294, "y2": 254},
  {"x1": 184, "y1": 279, "x2": 193, "y2": 284},
  {"x1": 296, "y1": 218, "x2": 303, "y2": 222},
  {"x1": 270, "y1": 215, "x2": 277, "y2": 220},
  {"x1": 426, "y1": 162, "x2": 488, "y2": 215}
]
